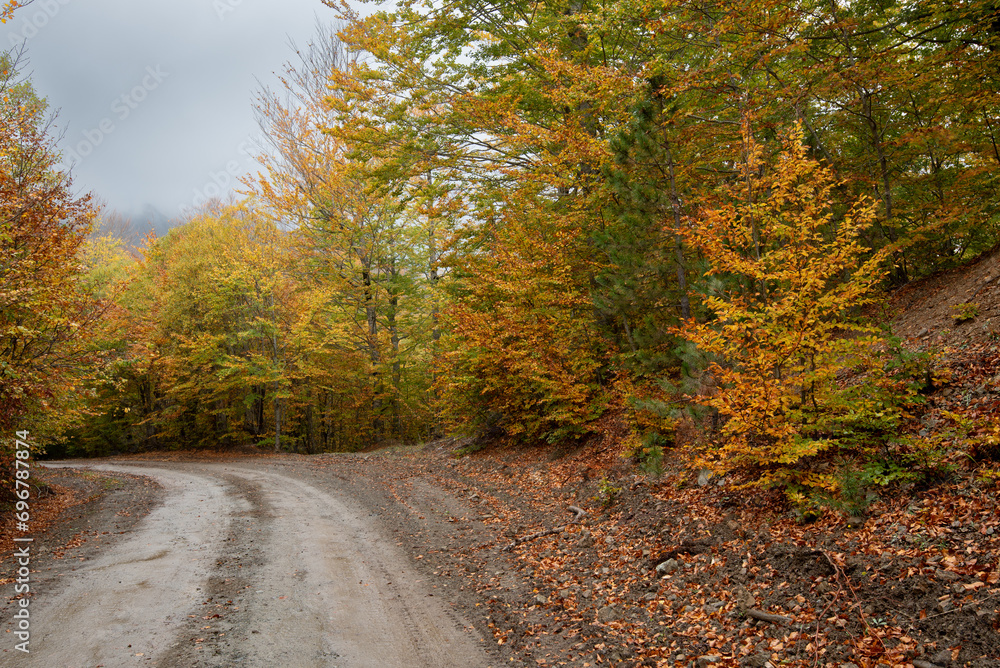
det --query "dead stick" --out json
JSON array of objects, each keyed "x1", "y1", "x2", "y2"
[
  {"x1": 503, "y1": 506, "x2": 586, "y2": 552},
  {"x1": 821, "y1": 550, "x2": 887, "y2": 655},
  {"x1": 813, "y1": 589, "x2": 841, "y2": 668},
  {"x1": 747, "y1": 609, "x2": 792, "y2": 624}
]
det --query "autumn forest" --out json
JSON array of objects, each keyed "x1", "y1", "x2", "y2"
[{"x1": 4, "y1": 0, "x2": 1000, "y2": 502}]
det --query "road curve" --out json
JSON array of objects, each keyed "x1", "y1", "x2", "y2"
[{"x1": 9, "y1": 461, "x2": 491, "y2": 668}]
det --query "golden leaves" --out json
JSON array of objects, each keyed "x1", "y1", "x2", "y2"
[{"x1": 677, "y1": 124, "x2": 893, "y2": 487}]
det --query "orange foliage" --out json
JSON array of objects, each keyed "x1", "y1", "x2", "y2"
[
  {"x1": 677, "y1": 124, "x2": 895, "y2": 489},
  {"x1": 0, "y1": 59, "x2": 98, "y2": 435},
  {"x1": 441, "y1": 192, "x2": 610, "y2": 443}
]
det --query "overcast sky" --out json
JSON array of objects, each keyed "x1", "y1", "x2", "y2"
[{"x1": 6, "y1": 0, "x2": 343, "y2": 234}]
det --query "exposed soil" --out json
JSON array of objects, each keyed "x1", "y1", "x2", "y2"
[
  {"x1": 278, "y1": 440, "x2": 1000, "y2": 668},
  {"x1": 3, "y1": 440, "x2": 995, "y2": 668},
  {"x1": 0, "y1": 466, "x2": 163, "y2": 589},
  {"x1": 1, "y1": 459, "x2": 491, "y2": 668},
  {"x1": 891, "y1": 243, "x2": 1000, "y2": 350}
]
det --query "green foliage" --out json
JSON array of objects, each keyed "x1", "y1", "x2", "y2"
[
  {"x1": 862, "y1": 456, "x2": 922, "y2": 488},
  {"x1": 831, "y1": 466, "x2": 880, "y2": 517},
  {"x1": 594, "y1": 476, "x2": 621, "y2": 508},
  {"x1": 858, "y1": 412, "x2": 970, "y2": 490},
  {"x1": 804, "y1": 462, "x2": 880, "y2": 518},
  {"x1": 40, "y1": 0, "x2": 1000, "y2": 478},
  {"x1": 596, "y1": 97, "x2": 695, "y2": 371},
  {"x1": 866, "y1": 438, "x2": 959, "y2": 487},
  {"x1": 619, "y1": 376, "x2": 678, "y2": 477},
  {"x1": 634, "y1": 432, "x2": 667, "y2": 477},
  {"x1": 951, "y1": 302, "x2": 980, "y2": 323}
]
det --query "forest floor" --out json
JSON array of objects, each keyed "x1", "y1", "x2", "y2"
[
  {"x1": 2, "y1": 427, "x2": 997, "y2": 668},
  {"x1": 1, "y1": 249, "x2": 998, "y2": 668}
]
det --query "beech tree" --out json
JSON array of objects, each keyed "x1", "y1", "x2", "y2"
[
  {"x1": 253, "y1": 25, "x2": 441, "y2": 442},
  {"x1": 678, "y1": 124, "x2": 916, "y2": 492},
  {"x1": 0, "y1": 1, "x2": 24, "y2": 23},
  {"x1": 62, "y1": 1, "x2": 1000, "y2": 466},
  {"x1": 0, "y1": 52, "x2": 98, "y2": 435}
]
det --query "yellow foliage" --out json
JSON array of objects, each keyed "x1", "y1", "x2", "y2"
[{"x1": 678, "y1": 123, "x2": 896, "y2": 489}]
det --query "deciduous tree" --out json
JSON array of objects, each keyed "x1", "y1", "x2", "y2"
[
  {"x1": 0, "y1": 52, "x2": 98, "y2": 435},
  {"x1": 678, "y1": 123, "x2": 914, "y2": 492}
]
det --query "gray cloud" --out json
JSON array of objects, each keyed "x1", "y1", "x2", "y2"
[{"x1": 5, "y1": 0, "x2": 333, "y2": 229}]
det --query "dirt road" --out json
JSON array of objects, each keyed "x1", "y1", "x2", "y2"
[
  {"x1": 7, "y1": 444, "x2": 996, "y2": 668},
  {"x1": 1, "y1": 460, "x2": 492, "y2": 668}
]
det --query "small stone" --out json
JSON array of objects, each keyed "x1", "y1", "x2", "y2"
[
  {"x1": 576, "y1": 529, "x2": 593, "y2": 548},
  {"x1": 697, "y1": 656, "x2": 721, "y2": 668},
  {"x1": 846, "y1": 516, "x2": 866, "y2": 529},
  {"x1": 740, "y1": 653, "x2": 768, "y2": 668},
  {"x1": 734, "y1": 585, "x2": 755, "y2": 611},
  {"x1": 935, "y1": 569, "x2": 960, "y2": 582},
  {"x1": 931, "y1": 649, "x2": 952, "y2": 665},
  {"x1": 698, "y1": 469, "x2": 714, "y2": 486},
  {"x1": 596, "y1": 605, "x2": 618, "y2": 623},
  {"x1": 936, "y1": 599, "x2": 953, "y2": 613},
  {"x1": 534, "y1": 594, "x2": 548, "y2": 605},
  {"x1": 656, "y1": 558, "x2": 682, "y2": 576}
]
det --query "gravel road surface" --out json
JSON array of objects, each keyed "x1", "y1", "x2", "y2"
[{"x1": 1, "y1": 460, "x2": 491, "y2": 668}]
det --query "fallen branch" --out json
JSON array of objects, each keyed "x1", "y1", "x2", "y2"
[
  {"x1": 907, "y1": 589, "x2": 1000, "y2": 624},
  {"x1": 502, "y1": 506, "x2": 586, "y2": 552},
  {"x1": 747, "y1": 608, "x2": 792, "y2": 624}
]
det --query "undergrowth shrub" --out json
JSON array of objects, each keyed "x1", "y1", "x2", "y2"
[{"x1": 676, "y1": 124, "x2": 925, "y2": 499}]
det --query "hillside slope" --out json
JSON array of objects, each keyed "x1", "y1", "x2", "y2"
[{"x1": 891, "y1": 244, "x2": 1000, "y2": 349}]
